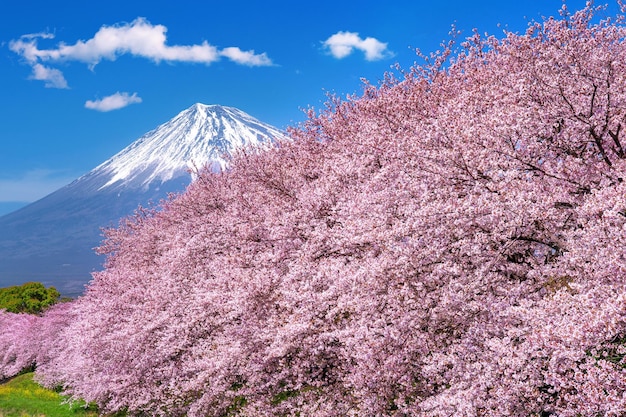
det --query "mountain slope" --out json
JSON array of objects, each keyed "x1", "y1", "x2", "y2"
[{"x1": 0, "y1": 104, "x2": 286, "y2": 296}]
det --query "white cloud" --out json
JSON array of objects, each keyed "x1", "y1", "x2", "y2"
[
  {"x1": 323, "y1": 31, "x2": 391, "y2": 61},
  {"x1": 30, "y1": 63, "x2": 68, "y2": 88},
  {"x1": 85, "y1": 92, "x2": 142, "y2": 112},
  {"x1": 0, "y1": 170, "x2": 76, "y2": 203},
  {"x1": 10, "y1": 36, "x2": 48, "y2": 63},
  {"x1": 21, "y1": 32, "x2": 55, "y2": 40},
  {"x1": 9, "y1": 18, "x2": 274, "y2": 88},
  {"x1": 220, "y1": 47, "x2": 273, "y2": 66}
]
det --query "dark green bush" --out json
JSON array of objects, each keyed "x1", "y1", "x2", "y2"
[{"x1": 0, "y1": 282, "x2": 60, "y2": 314}]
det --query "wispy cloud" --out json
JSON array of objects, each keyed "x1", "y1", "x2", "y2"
[
  {"x1": 220, "y1": 47, "x2": 273, "y2": 66},
  {"x1": 30, "y1": 63, "x2": 68, "y2": 88},
  {"x1": 9, "y1": 17, "x2": 274, "y2": 88},
  {"x1": 85, "y1": 92, "x2": 142, "y2": 112},
  {"x1": 0, "y1": 170, "x2": 76, "y2": 203},
  {"x1": 323, "y1": 31, "x2": 392, "y2": 61}
]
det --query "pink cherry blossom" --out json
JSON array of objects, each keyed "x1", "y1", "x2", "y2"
[{"x1": 9, "y1": 2, "x2": 626, "y2": 415}]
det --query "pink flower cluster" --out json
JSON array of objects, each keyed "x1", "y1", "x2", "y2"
[
  {"x1": 3, "y1": 3, "x2": 626, "y2": 416},
  {"x1": 0, "y1": 310, "x2": 38, "y2": 379},
  {"x1": 0, "y1": 302, "x2": 72, "y2": 381}
]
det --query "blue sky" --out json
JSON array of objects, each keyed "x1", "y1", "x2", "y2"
[{"x1": 0, "y1": 0, "x2": 592, "y2": 216}]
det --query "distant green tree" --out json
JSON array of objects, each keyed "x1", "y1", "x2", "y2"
[{"x1": 0, "y1": 282, "x2": 60, "y2": 314}]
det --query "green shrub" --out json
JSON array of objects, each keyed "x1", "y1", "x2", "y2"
[{"x1": 0, "y1": 282, "x2": 60, "y2": 314}]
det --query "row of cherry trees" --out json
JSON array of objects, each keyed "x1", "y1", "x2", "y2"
[
  {"x1": 3, "y1": 2, "x2": 626, "y2": 416},
  {"x1": 0, "y1": 302, "x2": 71, "y2": 381}
]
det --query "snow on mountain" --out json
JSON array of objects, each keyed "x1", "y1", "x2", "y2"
[
  {"x1": 89, "y1": 103, "x2": 287, "y2": 190},
  {"x1": 0, "y1": 103, "x2": 287, "y2": 295}
]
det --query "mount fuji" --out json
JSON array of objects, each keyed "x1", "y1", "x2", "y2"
[{"x1": 0, "y1": 104, "x2": 287, "y2": 296}]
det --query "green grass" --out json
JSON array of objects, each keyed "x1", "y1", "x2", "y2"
[{"x1": 0, "y1": 373, "x2": 98, "y2": 417}]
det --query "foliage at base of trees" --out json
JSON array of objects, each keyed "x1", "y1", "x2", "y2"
[
  {"x1": 3, "y1": 2, "x2": 626, "y2": 416},
  {"x1": 0, "y1": 372, "x2": 99, "y2": 417},
  {"x1": 0, "y1": 282, "x2": 60, "y2": 315}
]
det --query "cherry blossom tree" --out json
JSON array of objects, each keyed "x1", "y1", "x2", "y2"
[
  {"x1": 37, "y1": 3, "x2": 626, "y2": 416},
  {"x1": 32, "y1": 301, "x2": 77, "y2": 387},
  {"x1": 0, "y1": 310, "x2": 38, "y2": 379},
  {"x1": 0, "y1": 301, "x2": 74, "y2": 382}
]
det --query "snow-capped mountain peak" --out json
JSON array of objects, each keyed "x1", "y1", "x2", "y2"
[
  {"x1": 92, "y1": 103, "x2": 287, "y2": 190},
  {"x1": 0, "y1": 104, "x2": 287, "y2": 296}
]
